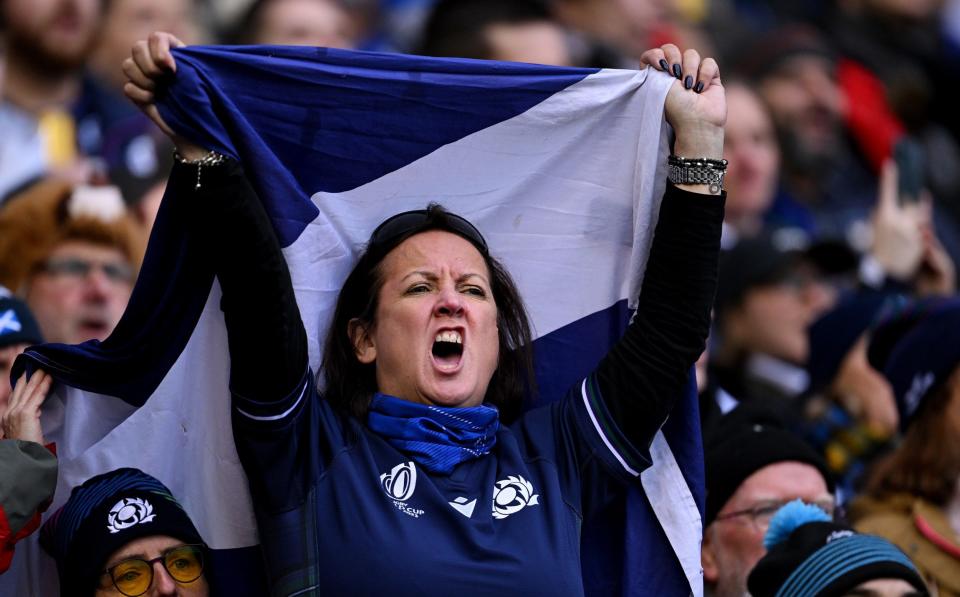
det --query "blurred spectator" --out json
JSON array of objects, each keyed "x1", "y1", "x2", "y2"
[
  {"x1": 709, "y1": 235, "x2": 833, "y2": 413},
  {"x1": 418, "y1": 0, "x2": 574, "y2": 66},
  {"x1": 227, "y1": 0, "x2": 358, "y2": 48},
  {"x1": 849, "y1": 298, "x2": 960, "y2": 595},
  {"x1": 748, "y1": 500, "x2": 929, "y2": 597},
  {"x1": 828, "y1": 0, "x2": 960, "y2": 206},
  {"x1": 0, "y1": 0, "x2": 103, "y2": 200},
  {"x1": 737, "y1": 25, "x2": 876, "y2": 246},
  {"x1": 721, "y1": 81, "x2": 781, "y2": 246},
  {"x1": 0, "y1": 180, "x2": 144, "y2": 345},
  {"x1": 0, "y1": 0, "x2": 179, "y2": 211},
  {"x1": 40, "y1": 467, "x2": 210, "y2": 595},
  {"x1": 88, "y1": 0, "x2": 201, "y2": 92},
  {"x1": 0, "y1": 291, "x2": 44, "y2": 411},
  {"x1": 0, "y1": 371, "x2": 56, "y2": 575},
  {"x1": 702, "y1": 404, "x2": 835, "y2": 597},
  {"x1": 803, "y1": 291, "x2": 900, "y2": 501}
]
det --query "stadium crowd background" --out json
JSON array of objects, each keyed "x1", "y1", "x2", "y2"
[{"x1": 1, "y1": 0, "x2": 959, "y2": 595}]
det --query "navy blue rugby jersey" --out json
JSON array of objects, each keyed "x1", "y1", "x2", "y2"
[{"x1": 232, "y1": 367, "x2": 652, "y2": 597}]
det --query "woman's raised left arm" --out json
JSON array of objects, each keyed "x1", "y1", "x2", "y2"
[{"x1": 593, "y1": 45, "x2": 726, "y2": 455}]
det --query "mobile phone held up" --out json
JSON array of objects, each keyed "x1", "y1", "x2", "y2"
[{"x1": 893, "y1": 137, "x2": 925, "y2": 204}]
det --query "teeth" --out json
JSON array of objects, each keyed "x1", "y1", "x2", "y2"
[{"x1": 435, "y1": 331, "x2": 462, "y2": 344}]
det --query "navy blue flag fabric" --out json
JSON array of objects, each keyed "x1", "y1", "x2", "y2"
[{"x1": 5, "y1": 46, "x2": 703, "y2": 596}]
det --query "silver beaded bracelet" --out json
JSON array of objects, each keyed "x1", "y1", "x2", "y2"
[{"x1": 173, "y1": 149, "x2": 227, "y2": 190}]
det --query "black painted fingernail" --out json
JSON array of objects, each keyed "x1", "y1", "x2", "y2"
[
  {"x1": 672, "y1": 63, "x2": 682, "y2": 78},
  {"x1": 659, "y1": 59, "x2": 669, "y2": 71},
  {"x1": 694, "y1": 81, "x2": 704, "y2": 93},
  {"x1": 684, "y1": 75, "x2": 693, "y2": 89}
]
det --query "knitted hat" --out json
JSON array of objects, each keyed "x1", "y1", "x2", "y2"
[
  {"x1": 715, "y1": 235, "x2": 800, "y2": 317},
  {"x1": 705, "y1": 404, "x2": 834, "y2": 526},
  {"x1": 867, "y1": 297, "x2": 960, "y2": 431},
  {"x1": 0, "y1": 179, "x2": 144, "y2": 294},
  {"x1": 0, "y1": 288, "x2": 43, "y2": 348},
  {"x1": 805, "y1": 290, "x2": 899, "y2": 393},
  {"x1": 40, "y1": 468, "x2": 204, "y2": 596},
  {"x1": 748, "y1": 501, "x2": 928, "y2": 596}
]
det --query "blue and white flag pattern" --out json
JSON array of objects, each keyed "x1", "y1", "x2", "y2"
[{"x1": 4, "y1": 46, "x2": 703, "y2": 596}]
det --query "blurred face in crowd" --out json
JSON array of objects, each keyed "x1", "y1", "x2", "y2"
[
  {"x1": 485, "y1": 21, "x2": 573, "y2": 66},
  {"x1": 0, "y1": 343, "x2": 31, "y2": 415},
  {"x1": 702, "y1": 461, "x2": 833, "y2": 597},
  {"x1": 758, "y1": 55, "x2": 845, "y2": 168},
  {"x1": 723, "y1": 268, "x2": 828, "y2": 365},
  {"x1": 1, "y1": 0, "x2": 101, "y2": 72},
  {"x1": 723, "y1": 85, "x2": 780, "y2": 232},
  {"x1": 861, "y1": 0, "x2": 944, "y2": 21},
  {"x1": 351, "y1": 231, "x2": 500, "y2": 409},
  {"x1": 89, "y1": 0, "x2": 199, "y2": 88},
  {"x1": 24, "y1": 241, "x2": 133, "y2": 345},
  {"x1": 96, "y1": 535, "x2": 209, "y2": 596},
  {"x1": 251, "y1": 0, "x2": 355, "y2": 48},
  {"x1": 844, "y1": 578, "x2": 925, "y2": 597}
]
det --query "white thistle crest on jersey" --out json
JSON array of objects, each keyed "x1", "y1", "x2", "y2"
[
  {"x1": 107, "y1": 497, "x2": 156, "y2": 533},
  {"x1": 492, "y1": 475, "x2": 539, "y2": 519}
]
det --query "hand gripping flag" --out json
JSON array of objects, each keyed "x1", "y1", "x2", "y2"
[{"x1": 6, "y1": 46, "x2": 704, "y2": 596}]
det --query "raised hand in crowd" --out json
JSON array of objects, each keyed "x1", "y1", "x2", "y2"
[
  {"x1": 0, "y1": 371, "x2": 52, "y2": 444},
  {"x1": 869, "y1": 160, "x2": 931, "y2": 283}
]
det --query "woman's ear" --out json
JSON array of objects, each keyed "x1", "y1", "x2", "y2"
[{"x1": 348, "y1": 318, "x2": 377, "y2": 364}]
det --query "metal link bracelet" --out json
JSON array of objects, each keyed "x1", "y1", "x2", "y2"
[
  {"x1": 173, "y1": 149, "x2": 227, "y2": 190},
  {"x1": 667, "y1": 155, "x2": 729, "y2": 194}
]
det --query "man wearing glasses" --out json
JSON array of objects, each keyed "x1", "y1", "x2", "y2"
[
  {"x1": 0, "y1": 181, "x2": 143, "y2": 345},
  {"x1": 701, "y1": 404, "x2": 835, "y2": 597},
  {"x1": 40, "y1": 468, "x2": 209, "y2": 597}
]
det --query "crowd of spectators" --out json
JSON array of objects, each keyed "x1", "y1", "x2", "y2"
[{"x1": 2, "y1": 0, "x2": 959, "y2": 595}]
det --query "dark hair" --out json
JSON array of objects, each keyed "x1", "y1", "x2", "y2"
[
  {"x1": 322, "y1": 204, "x2": 535, "y2": 422},
  {"x1": 863, "y1": 368, "x2": 960, "y2": 506},
  {"x1": 417, "y1": 0, "x2": 553, "y2": 60}
]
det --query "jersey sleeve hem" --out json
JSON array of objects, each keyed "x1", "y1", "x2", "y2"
[
  {"x1": 233, "y1": 366, "x2": 311, "y2": 428},
  {"x1": 572, "y1": 374, "x2": 652, "y2": 479}
]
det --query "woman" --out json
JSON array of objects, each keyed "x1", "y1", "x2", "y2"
[
  {"x1": 849, "y1": 298, "x2": 960, "y2": 596},
  {"x1": 124, "y1": 32, "x2": 726, "y2": 595},
  {"x1": 40, "y1": 467, "x2": 210, "y2": 597}
]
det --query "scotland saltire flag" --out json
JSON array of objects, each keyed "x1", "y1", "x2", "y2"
[{"x1": 4, "y1": 46, "x2": 703, "y2": 596}]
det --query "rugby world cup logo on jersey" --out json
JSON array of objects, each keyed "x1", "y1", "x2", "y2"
[
  {"x1": 107, "y1": 497, "x2": 156, "y2": 533},
  {"x1": 492, "y1": 475, "x2": 539, "y2": 519},
  {"x1": 380, "y1": 462, "x2": 425, "y2": 518}
]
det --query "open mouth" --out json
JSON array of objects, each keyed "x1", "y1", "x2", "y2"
[
  {"x1": 432, "y1": 330, "x2": 464, "y2": 370},
  {"x1": 78, "y1": 318, "x2": 110, "y2": 339}
]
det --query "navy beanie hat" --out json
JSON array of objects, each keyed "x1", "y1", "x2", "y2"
[
  {"x1": 0, "y1": 288, "x2": 44, "y2": 349},
  {"x1": 805, "y1": 291, "x2": 898, "y2": 393},
  {"x1": 704, "y1": 404, "x2": 834, "y2": 526},
  {"x1": 40, "y1": 468, "x2": 205, "y2": 596},
  {"x1": 748, "y1": 501, "x2": 927, "y2": 596},
  {"x1": 867, "y1": 297, "x2": 960, "y2": 431}
]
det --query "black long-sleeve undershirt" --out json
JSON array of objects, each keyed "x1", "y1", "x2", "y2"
[{"x1": 178, "y1": 159, "x2": 723, "y2": 455}]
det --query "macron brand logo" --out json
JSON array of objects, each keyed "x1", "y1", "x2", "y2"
[
  {"x1": 0, "y1": 309, "x2": 22, "y2": 336},
  {"x1": 449, "y1": 497, "x2": 477, "y2": 518},
  {"x1": 380, "y1": 461, "x2": 424, "y2": 518}
]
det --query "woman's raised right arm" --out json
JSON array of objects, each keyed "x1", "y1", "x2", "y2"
[{"x1": 125, "y1": 33, "x2": 308, "y2": 404}]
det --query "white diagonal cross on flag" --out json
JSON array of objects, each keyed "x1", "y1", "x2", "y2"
[{"x1": 0, "y1": 309, "x2": 22, "y2": 336}]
